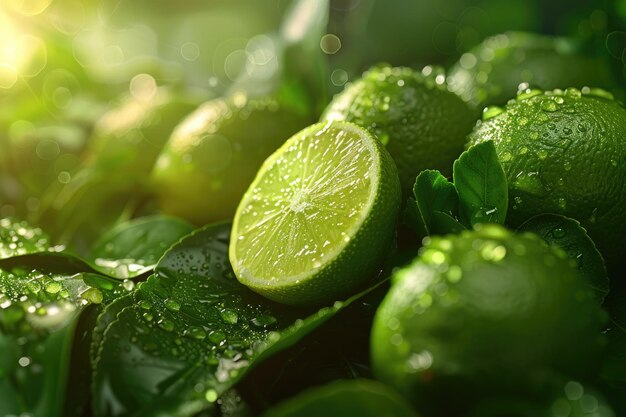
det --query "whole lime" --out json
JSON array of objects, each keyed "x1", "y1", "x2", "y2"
[
  {"x1": 448, "y1": 32, "x2": 616, "y2": 107},
  {"x1": 469, "y1": 380, "x2": 615, "y2": 417},
  {"x1": 322, "y1": 65, "x2": 477, "y2": 194},
  {"x1": 468, "y1": 88, "x2": 626, "y2": 274},
  {"x1": 262, "y1": 379, "x2": 419, "y2": 417},
  {"x1": 152, "y1": 95, "x2": 311, "y2": 224},
  {"x1": 371, "y1": 225, "x2": 606, "y2": 416}
]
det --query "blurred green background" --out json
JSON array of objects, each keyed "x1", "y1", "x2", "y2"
[{"x1": 0, "y1": 0, "x2": 624, "y2": 231}]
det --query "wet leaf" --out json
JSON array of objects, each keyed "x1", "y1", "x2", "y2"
[
  {"x1": 88, "y1": 215, "x2": 194, "y2": 279},
  {"x1": 412, "y1": 170, "x2": 462, "y2": 235},
  {"x1": 517, "y1": 213, "x2": 609, "y2": 302},
  {"x1": 0, "y1": 248, "x2": 132, "y2": 417},
  {"x1": 0, "y1": 218, "x2": 51, "y2": 259},
  {"x1": 453, "y1": 141, "x2": 508, "y2": 227},
  {"x1": 92, "y1": 223, "x2": 376, "y2": 417}
]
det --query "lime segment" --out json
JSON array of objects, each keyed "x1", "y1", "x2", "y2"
[{"x1": 230, "y1": 121, "x2": 401, "y2": 306}]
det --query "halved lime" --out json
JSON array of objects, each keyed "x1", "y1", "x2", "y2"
[{"x1": 230, "y1": 121, "x2": 401, "y2": 306}]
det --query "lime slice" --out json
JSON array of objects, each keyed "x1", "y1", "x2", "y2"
[{"x1": 230, "y1": 121, "x2": 401, "y2": 306}]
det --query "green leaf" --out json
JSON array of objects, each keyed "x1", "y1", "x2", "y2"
[
  {"x1": 92, "y1": 223, "x2": 378, "y2": 417},
  {"x1": 261, "y1": 379, "x2": 418, "y2": 417},
  {"x1": 431, "y1": 211, "x2": 466, "y2": 234},
  {"x1": 88, "y1": 215, "x2": 194, "y2": 279},
  {"x1": 412, "y1": 170, "x2": 461, "y2": 235},
  {"x1": 0, "y1": 250, "x2": 132, "y2": 417},
  {"x1": 453, "y1": 141, "x2": 508, "y2": 227},
  {"x1": 0, "y1": 318, "x2": 79, "y2": 417},
  {"x1": 401, "y1": 198, "x2": 428, "y2": 239},
  {"x1": 517, "y1": 213, "x2": 609, "y2": 302},
  {"x1": 34, "y1": 90, "x2": 199, "y2": 250},
  {"x1": 1, "y1": 218, "x2": 51, "y2": 259},
  {"x1": 0, "y1": 217, "x2": 137, "y2": 416}
]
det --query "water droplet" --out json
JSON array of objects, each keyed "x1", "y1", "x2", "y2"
[
  {"x1": 158, "y1": 319, "x2": 175, "y2": 332},
  {"x1": 220, "y1": 309, "x2": 238, "y2": 324},
  {"x1": 551, "y1": 228, "x2": 566, "y2": 239},
  {"x1": 208, "y1": 330, "x2": 227, "y2": 346},
  {"x1": 565, "y1": 88, "x2": 582, "y2": 99},
  {"x1": 541, "y1": 100, "x2": 557, "y2": 112},
  {"x1": 122, "y1": 280, "x2": 135, "y2": 291},
  {"x1": 473, "y1": 206, "x2": 499, "y2": 224},
  {"x1": 482, "y1": 106, "x2": 503, "y2": 120},
  {"x1": 45, "y1": 282, "x2": 62, "y2": 294},
  {"x1": 517, "y1": 88, "x2": 542, "y2": 100},
  {"x1": 186, "y1": 326, "x2": 207, "y2": 340},
  {"x1": 165, "y1": 299, "x2": 181, "y2": 312},
  {"x1": 81, "y1": 288, "x2": 103, "y2": 304},
  {"x1": 251, "y1": 315, "x2": 278, "y2": 328},
  {"x1": 513, "y1": 172, "x2": 547, "y2": 196},
  {"x1": 558, "y1": 198, "x2": 567, "y2": 209}
]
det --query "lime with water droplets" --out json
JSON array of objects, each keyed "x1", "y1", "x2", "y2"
[
  {"x1": 152, "y1": 95, "x2": 312, "y2": 225},
  {"x1": 262, "y1": 379, "x2": 419, "y2": 417},
  {"x1": 371, "y1": 225, "x2": 606, "y2": 416},
  {"x1": 229, "y1": 121, "x2": 401, "y2": 306},
  {"x1": 322, "y1": 65, "x2": 477, "y2": 194},
  {"x1": 448, "y1": 32, "x2": 616, "y2": 107},
  {"x1": 469, "y1": 379, "x2": 616, "y2": 417},
  {"x1": 468, "y1": 88, "x2": 626, "y2": 274}
]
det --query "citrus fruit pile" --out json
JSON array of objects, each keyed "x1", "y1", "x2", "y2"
[{"x1": 1, "y1": 3, "x2": 625, "y2": 415}]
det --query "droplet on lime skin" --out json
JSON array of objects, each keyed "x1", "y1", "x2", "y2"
[
  {"x1": 322, "y1": 65, "x2": 477, "y2": 194},
  {"x1": 448, "y1": 32, "x2": 617, "y2": 107},
  {"x1": 483, "y1": 106, "x2": 504, "y2": 120},
  {"x1": 371, "y1": 225, "x2": 606, "y2": 415},
  {"x1": 152, "y1": 96, "x2": 311, "y2": 224},
  {"x1": 468, "y1": 88, "x2": 626, "y2": 272}
]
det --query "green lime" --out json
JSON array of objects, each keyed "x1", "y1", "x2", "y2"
[
  {"x1": 448, "y1": 32, "x2": 617, "y2": 107},
  {"x1": 371, "y1": 225, "x2": 605, "y2": 416},
  {"x1": 468, "y1": 88, "x2": 626, "y2": 274},
  {"x1": 322, "y1": 65, "x2": 477, "y2": 194},
  {"x1": 470, "y1": 380, "x2": 615, "y2": 417},
  {"x1": 152, "y1": 95, "x2": 311, "y2": 224},
  {"x1": 230, "y1": 121, "x2": 401, "y2": 306},
  {"x1": 35, "y1": 87, "x2": 199, "y2": 245},
  {"x1": 87, "y1": 87, "x2": 199, "y2": 175},
  {"x1": 448, "y1": 32, "x2": 616, "y2": 107},
  {"x1": 262, "y1": 379, "x2": 419, "y2": 417}
]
